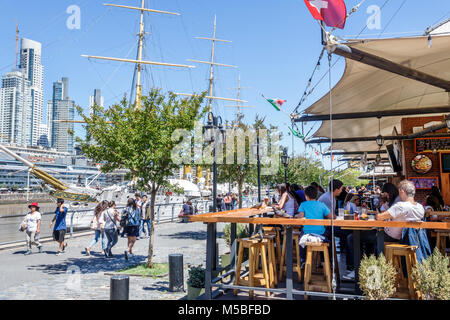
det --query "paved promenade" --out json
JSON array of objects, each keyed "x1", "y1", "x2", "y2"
[{"x1": 0, "y1": 221, "x2": 227, "y2": 300}]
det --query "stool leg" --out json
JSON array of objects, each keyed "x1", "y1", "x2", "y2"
[
  {"x1": 279, "y1": 235, "x2": 287, "y2": 280},
  {"x1": 405, "y1": 252, "x2": 415, "y2": 299},
  {"x1": 249, "y1": 246, "x2": 255, "y2": 299},
  {"x1": 304, "y1": 247, "x2": 313, "y2": 299},
  {"x1": 267, "y1": 240, "x2": 276, "y2": 288},
  {"x1": 271, "y1": 242, "x2": 278, "y2": 286},
  {"x1": 276, "y1": 230, "x2": 282, "y2": 265},
  {"x1": 323, "y1": 249, "x2": 332, "y2": 293},
  {"x1": 260, "y1": 244, "x2": 271, "y2": 297},
  {"x1": 333, "y1": 242, "x2": 340, "y2": 283},
  {"x1": 233, "y1": 242, "x2": 244, "y2": 296}
]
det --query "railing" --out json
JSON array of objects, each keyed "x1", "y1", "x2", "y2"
[{"x1": 0, "y1": 197, "x2": 258, "y2": 247}]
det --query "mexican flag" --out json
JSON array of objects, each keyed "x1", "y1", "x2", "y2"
[
  {"x1": 266, "y1": 98, "x2": 287, "y2": 111},
  {"x1": 288, "y1": 126, "x2": 304, "y2": 139}
]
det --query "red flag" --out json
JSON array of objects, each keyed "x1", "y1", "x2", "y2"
[{"x1": 304, "y1": 0, "x2": 347, "y2": 29}]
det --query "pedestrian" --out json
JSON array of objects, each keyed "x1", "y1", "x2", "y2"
[
  {"x1": 139, "y1": 195, "x2": 151, "y2": 239},
  {"x1": 50, "y1": 198, "x2": 68, "y2": 256},
  {"x1": 101, "y1": 201, "x2": 120, "y2": 258},
  {"x1": 23, "y1": 202, "x2": 43, "y2": 255},
  {"x1": 85, "y1": 200, "x2": 109, "y2": 256},
  {"x1": 216, "y1": 195, "x2": 223, "y2": 212},
  {"x1": 231, "y1": 194, "x2": 239, "y2": 209},
  {"x1": 122, "y1": 198, "x2": 141, "y2": 260},
  {"x1": 224, "y1": 194, "x2": 232, "y2": 210}
]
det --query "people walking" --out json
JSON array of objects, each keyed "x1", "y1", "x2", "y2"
[
  {"x1": 231, "y1": 194, "x2": 239, "y2": 209},
  {"x1": 23, "y1": 202, "x2": 43, "y2": 255},
  {"x1": 139, "y1": 195, "x2": 151, "y2": 239},
  {"x1": 101, "y1": 201, "x2": 120, "y2": 258},
  {"x1": 122, "y1": 198, "x2": 141, "y2": 260},
  {"x1": 50, "y1": 198, "x2": 68, "y2": 256},
  {"x1": 85, "y1": 200, "x2": 109, "y2": 256},
  {"x1": 224, "y1": 194, "x2": 232, "y2": 210}
]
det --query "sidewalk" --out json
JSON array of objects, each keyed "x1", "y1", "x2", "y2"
[{"x1": 0, "y1": 221, "x2": 227, "y2": 300}]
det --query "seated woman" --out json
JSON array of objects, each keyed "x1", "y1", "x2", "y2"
[
  {"x1": 273, "y1": 184, "x2": 297, "y2": 217},
  {"x1": 343, "y1": 194, "x2": 359, "y2": 214}
]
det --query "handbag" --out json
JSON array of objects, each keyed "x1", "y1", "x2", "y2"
[
  {"x1": 90, "y1": 216, "x2": 98, "y2": 230},
  {"x1": 19, "y1": 217, "x2": 27, "y2": 232},
  {"x1": 120, "y1": 208, "x2": 129, "y2": 228}
]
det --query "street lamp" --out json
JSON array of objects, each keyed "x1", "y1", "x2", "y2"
[
  {"x1": 252, "y1": 138, "x2": 266, "y2": 203},
  {"x1": 281, "y1": 147, "x2": 289, "y2": 185},
  {"x1": 376, "y1": 135, "x2": 384, "y2": 148}
]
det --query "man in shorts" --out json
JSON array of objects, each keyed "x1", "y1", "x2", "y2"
[{"x1": 50, "y1": 198, "x2": 68, "y2": 256}]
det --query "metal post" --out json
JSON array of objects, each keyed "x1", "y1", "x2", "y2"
[
  {"x1": 284, "y1": 164, "x2": 288, "y2": 185},
  {"x1": 230, "y1": 223, "x2": 237, "y2": 282},
  {"x1": 257, "y1": 135, "x2": 261, "y2": 203},
  {"x1": 70, "y1": 211, "x2": 75, "y2": 239},
  {"x1": 157, "y1": 205, "x2": 160, "y2": 223},
  {"x1": 110, "y1": 275, "x2": 129, "y2": 300},
  {"x1": 205, "y1": 223, "x2": 215, "y2": 300},
  {"x1": 353, "y1": 230, "x2": 362, "y2": 295},
  {"x1": 376, "y1": 228, "x2": 384, "y2": 256},
  {"x1": 169, "y1": 254, "x2": 184, "y2": 292},
  {"x1": 26, "y1": 170, "x2": 30, "y2": 202},
  {"x1": 171, "y1": 204, "x2": 175, "y2": 222},
  {"x1": 285, "y1": 227, "x2": 293, "y2": 300}
]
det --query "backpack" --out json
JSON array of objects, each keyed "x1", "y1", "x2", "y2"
[{"x1": 120, "y1": 208, "x2": 129, "y2": 228}]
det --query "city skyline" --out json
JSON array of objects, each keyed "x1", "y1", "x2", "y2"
[{"x1": 0, "y1": 0, "x2": 449, "y2": 166}]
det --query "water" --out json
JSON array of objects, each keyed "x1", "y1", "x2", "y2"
[{"x1": 0, "y1": 203, "x2": 57, "y2": 217}]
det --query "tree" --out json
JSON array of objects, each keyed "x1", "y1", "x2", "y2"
[{"x1": 75, "y1": 89, "x2": 207, "y2": 267}]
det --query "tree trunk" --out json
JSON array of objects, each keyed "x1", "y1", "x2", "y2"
[
  {"x1": 147, "y1": 188, "x2": 157, "y2": 268},
  {"x1": 238, "y1": 180, "x2": 243, "y2": 209}
]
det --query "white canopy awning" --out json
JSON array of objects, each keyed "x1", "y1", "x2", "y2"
[{"x1": 305, "y1": 32, "x2": 450, "y2": 153}]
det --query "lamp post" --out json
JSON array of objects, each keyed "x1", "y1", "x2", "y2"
[
  {"x1": 203, "y1": 112, "x2": 225, "y2": 271},
  {"x1": 281, "y1": 147, "x2": 289, "y2": 185},
  {"x1": 252, "y1": 136, "x2": 266, "y2": 204}
]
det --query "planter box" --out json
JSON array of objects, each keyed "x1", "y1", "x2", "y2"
[{"x1": 187, "y1": 285, "x2": 205, "y2": 300}]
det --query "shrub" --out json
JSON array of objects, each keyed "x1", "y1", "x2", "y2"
[
  {"x1": 358, "y1": 254, "x2": 396, "y2": 300},
  {"x1": 222, "y1": 223, "x2": 249, "y2": 248},
  {"x1": 412, "y1": 248, "x2": 450, "y2": 300},
  {"x1": 187, "y1": 265, "x2": 205, "y2": 288}
]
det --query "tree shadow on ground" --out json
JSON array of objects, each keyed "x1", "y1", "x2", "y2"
[
  {"x1": 26, "y1": 254, "x2": 147, "y2": 275},
  {"x1": 163, "y1": 231, "x2": 223, "y2": 241},
  {"x1": 142, "y1": 280, "x2": 174, "y2": 293}
]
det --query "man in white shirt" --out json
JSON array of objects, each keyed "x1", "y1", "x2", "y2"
[{"x1": 377, "y1": 180, "x2": 425, "y2": 240}]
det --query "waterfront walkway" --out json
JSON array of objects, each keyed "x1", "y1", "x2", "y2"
[{"x1": 0, "y1": 221, "x2": 227, "y2": 300}]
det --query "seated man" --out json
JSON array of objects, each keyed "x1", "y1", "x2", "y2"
[
  {"x1": 294, "y1": 186, "x2": 335, "y2": 265},
  {"x1": 376, "y1": 179, "x2": 425, "y2": 241}
]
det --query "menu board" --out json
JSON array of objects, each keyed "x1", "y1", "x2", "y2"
[
  {"x1": 415, "y1": 137, "x2": 450, "y2": 153},
  {"x1": 408, "y1": 177, "x2": 439, "y2": 190}
]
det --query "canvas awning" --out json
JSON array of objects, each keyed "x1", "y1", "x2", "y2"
[{"x1": 304, "y1": 31, "x2": 450, "y2": 153}]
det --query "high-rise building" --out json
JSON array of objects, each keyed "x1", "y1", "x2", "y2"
[
  {"x1": 89, "y1": 89, "x2": 104, "y2": 116},
  {"x1": 0, "y1": 70, "x2": 31, "y2": 145},
  {"x1": 19, "y1": 38, "x2": 44, "y2": 146},
  {"x1": 47, "y1": 77, "x2": 75, "y2": 153}
]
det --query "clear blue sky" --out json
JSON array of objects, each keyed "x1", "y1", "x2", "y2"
[{"x1": 0, "y1": 0, "x2": 449, "y2": 169}]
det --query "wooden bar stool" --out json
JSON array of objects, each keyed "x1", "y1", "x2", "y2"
[
  {"x1": 251, "y1": 234, "x2": 278, "y2": 288},
  {"x1": 279, "y1": 230, "x2": 302, "y2": 282},
  {"x1": 385, "y1": 243, "x2": 421, "y2": 300},
  {"x1": 303, "y1": 242, "x2": 332, "y2": 299},
  {"x1": 309, "y1": 240, "x2": 340, "y2": 284},
  {"x1": 263, "y1": 226, "x2": 282, "y2": 265},
  {"x1": 234, "y1": 238, "x2": 271, "y2": 298},
  {"x1": 435, "y1": 230, "x2": 450, "y2": 256}
]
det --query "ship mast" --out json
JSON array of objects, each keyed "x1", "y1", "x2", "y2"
[
  {"x1": 82, "y1": 1, "x2": 195, "y2": 109},
  {"x1": 225, "y1": 74, "x2": 254, "y2": 124},
  {"x1": 15, "y1": 21, "x2": 19, "y2": 68},
  {"x1": 174, "y1": 15, "x2": 247, "y2": 120}
]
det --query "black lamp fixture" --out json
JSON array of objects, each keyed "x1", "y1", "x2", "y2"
[
  {"x1": 376, "y1": 117, "x2": 384, "y2": 147},
  {"x1": 281, "y1": 147, "x2": 289, "y2": 184},
  {"x1": 446, "y1": 114, "x2": 450, "y2": 129}
]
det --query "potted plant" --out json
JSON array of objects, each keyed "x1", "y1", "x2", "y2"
[
  {"x1": 187, "y1": 265, "x2": 205, "y2": 300},
  {"x1": 358, "y1": 254, "x2": 396, "y2": 300},
  {"x1": 221, "y1": 223, "x2": 249, "y2": 268},
  {"x1": 412, "y1": 248, "x2": 450, "y2": 300}
]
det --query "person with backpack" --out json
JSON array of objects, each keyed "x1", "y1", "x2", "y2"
[
  {"x1": 100, "y1": 201, "x2": 120, "y2": 258},
  {"x1": 23, "y1": 202, "x2": 43, "y2": 255},
  {"x1": 85, "y1": 200, "x2": 109, "y2": 256},
  {"x1": 122, "y1": 198, "x2": 141, "y2": 260}
]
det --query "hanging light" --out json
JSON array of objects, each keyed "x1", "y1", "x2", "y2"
[
  {"x1": 376, "y1": 117, "x2": 384, "y2": 147},
  {"x1": 446, "y1": 115, "x2": 450, "y2": 129}
]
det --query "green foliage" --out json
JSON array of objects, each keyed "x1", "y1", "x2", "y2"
[
  {"x1": 358, "y1": 254, "x2": 397, "y2": 300},
  {"x1": 117, "y1": 263, "x2": 169, "y2": 278},
  {"x1": 222, "y1": 223, "x2": 249, "y2": 248},
  {"x1": 187, "y1": 265, "x2": 205, "y2": 288},
  {"x1": 74, "y1": 89, "x2": 207, "y2": 267},
  {"x1": 412, "y1": 248, "x2": 450, "y2": 300}
]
